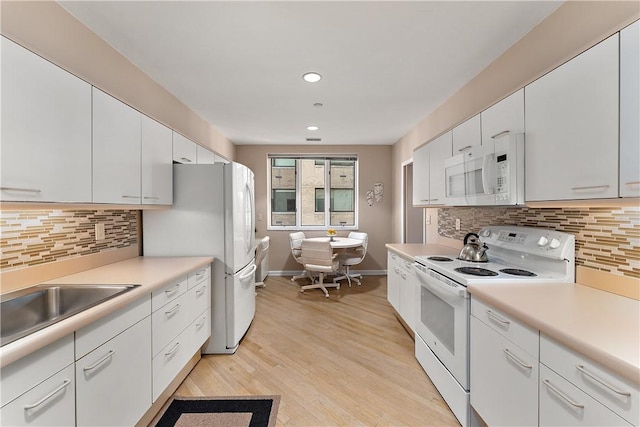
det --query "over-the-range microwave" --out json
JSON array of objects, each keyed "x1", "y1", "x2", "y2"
[{"x1": 444, "y1": 132, "x2": 524, "y2": 206}]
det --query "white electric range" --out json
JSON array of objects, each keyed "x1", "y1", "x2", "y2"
[{"x1": 413, "y1": 225, "x2": 575, "y2": 427}]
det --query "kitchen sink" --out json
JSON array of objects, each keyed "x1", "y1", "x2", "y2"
[{"x1": 1, "y1": 284, "x2": 140, "y2": 347}]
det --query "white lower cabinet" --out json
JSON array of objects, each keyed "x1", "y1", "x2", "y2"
[
  {"x1": 387, "y1": 251, "x2": 401, "y2": 312},
  {"x1": 470, "y1": 313, "x2": 539, "y2": 426},
  {"x1": 0, "y1": 364, "x2": 75, "y2": 427},
  {"x1": 387, "y1": 250, "x2": 418, "y2": 333},
  {"x1": 75, "y1": 316, "x2": 152, "y2": 426}
]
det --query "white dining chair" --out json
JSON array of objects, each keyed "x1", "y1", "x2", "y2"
[
  {"x1": 333, "y1": 232, "x2": 368, "y2": 286},
  {"x1": 300, "y1": 239, "x2": 340, "y2": 297},
  {"x1": 289, "y1": 231, "x2": 308, "y2": 282}
]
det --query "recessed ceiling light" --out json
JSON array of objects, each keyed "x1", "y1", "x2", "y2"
[
  {"x1": 306, "y1": 125, "x2": 319, "y2": 131},
  {"x1": 313, "y1": 102, "x2": 324, "y2": 108},
  {"x1": 302, "y1": 72, "x2": 322, "y2": 83}
]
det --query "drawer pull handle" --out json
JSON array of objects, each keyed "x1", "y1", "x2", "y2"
[
  {"x1": 391, "y1": 253, "x2": 396, "y2": 260},
  {"x1": 165, "y1": 304, "x2": 181, "y2": 316},
  {"x1": 570, "y1": 185, "x2": 610, "y2": 191},
  {"x1": 180, "y1": 157, "x2": 192, "y2": 163},
  {"x1": 503, "y1": 349, "x2": 532, "y2": 369},
  {"x1": 400, "y1": 273, "x2": 406, "y2": 279},
  {"x1": 196, "y1": 271, "x2": 206, "y2": 277},
  {"x1": 576, "y1": 365, "x2": 631, "y2": 396},
  {"x1": 23, "y1": 379, "x2": 71, "y2": 410},
  {"x1": 121, "y1": 195, "x2": 140, "y2": 199},
  {"x1": 143, "y1": 196, "x2": 160, "y2": 200},
  {"x1": 165, "y1": 284, "x2": 181, "y2": 296},
  {"x1": 0, "y1": 187, "x2": 42, "y2": 194},
  {"x1": 624, "y1": 181, "x2": 640, "y2": 186},
  {"x1": 491, "y1": 130, "x2": 510, "y2": 139},
  {"x1": 543, "y1": 379, "x2": 584, "y2": 408},
  {"x1": 165, "y1": 342, "x2": 181, "y2": 357},
  {"x1": 83, "y1": 350, "x2": 115, "y2": 372},
  {"x1": 486, "y1": 309, "x2": 510, "y2": 325},
  {"x1": 196, "y1": 286, "x2": 206, "y2": 296},
  {"x1": 196, "y1": 316, "x2": 207, "y2": 328},
  {"x1": 457, "y1": 145, "x2": 472, "y2": 152}
]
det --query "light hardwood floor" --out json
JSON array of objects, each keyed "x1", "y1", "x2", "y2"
[{"x1": 174, "y1": 275, "x2": 460, "y2": 426}]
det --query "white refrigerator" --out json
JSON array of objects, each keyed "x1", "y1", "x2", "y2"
[{"x1": 143, "y1": 163, "x2": 256, "y2": 354}]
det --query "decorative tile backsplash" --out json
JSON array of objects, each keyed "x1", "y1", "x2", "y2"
[
  {"x1": 439, "y1": 207, "x2": 640, "y2": 279},
  {"x1": 0, "y1": 210, "x2": 138, "y2": 271}
]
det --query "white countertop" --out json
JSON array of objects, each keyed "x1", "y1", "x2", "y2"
[
  {"x1": 468, "y1": 282, "x2": 640, "y2": 385},
  {"x1": 0, "y1": 256, "x2": 213, "y2": 368}
]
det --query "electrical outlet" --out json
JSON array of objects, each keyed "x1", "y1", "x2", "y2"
[
  {"x1": 95, "y1": 223, "x2": 105, "y2": 241},
  {"x1": 455, "y1": 218, "x2": 461, "y2": 230},
  {"x1": 425, "y1": 214, "x2": 431, "y2": 225}
]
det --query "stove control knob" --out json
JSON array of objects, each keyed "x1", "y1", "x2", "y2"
[
  {"x1": 549, "y1": 238, "x2": 561, "y2": 249},
  {"x1": 537, "y1": 236, "x2": 549, "y2": 246}
]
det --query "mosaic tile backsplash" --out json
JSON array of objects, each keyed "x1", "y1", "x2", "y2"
[
  {"x1": 1, "y1": 210, "x2": 138, "y2": 271},
  {"x1": 439, "y1": 207, "x2": 640, "y2": 279}
]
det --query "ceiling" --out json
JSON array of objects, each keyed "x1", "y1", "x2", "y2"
[{"x1": 59, "y1": 1, "x2": 562, "y2": 146}]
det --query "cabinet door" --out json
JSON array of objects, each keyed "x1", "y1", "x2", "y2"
[
  {"x1": 76, "y1": 317, "x2": 151, "y2": 426},
  {"x1": 429, "y1": 131, "x2": 452, "y2": 205},
  {"x1": 540, "y1": 365, "x2": 633, "y2": 427},
  {"x1": 92, "y1": 88, "x2": 142, "y2": 204},
  {"x1": 173, "y1": 132, "x2": 197, "y2": 164},
  {"x1": 141, "y1": 115, "x2": 173, "y2": 205},
  {"x1": 470, "y1": 315, "x2": 538, "y2": 426},
  {"x1": 525, "y1": 34, "x2": 619, "y2": 201},
  {"x1": 412, "y1": 144, "x2": 430, "y2": 205},
  {"x1": 1, "y1": 37, "x2": 92, "y2": 202},
  {"x1": 0, "y1": 364, "x2": 75, "y2": 427},
  {"x1": 481, "y1": 89, "x2": 524, "y2": 144},
  {"x1": 620, "y1": 21, "x2": 640, "y2": 198},
  {"x1": 386, "y1": 252, "x2": 401, "y2": 312},
  {"x1": 398, "y1": 258, "x2": 417, "y2": 332},
  {"x1": 196, "y1": 145, "x2": 217, "y2": 164},
  {"x1": 452, "y1": 115, "x2": 481, "y2": 152}
]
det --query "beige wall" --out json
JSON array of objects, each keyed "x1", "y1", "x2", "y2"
[
  {"x1": 0, "y1": 1, "x2": 234, "y2": 160},
  {"x1": 236, "y1": 145, "x2": 392, "y2": 274},
  {"x1": 391, "y1": 1, "x2": 640, "y2": 244}
]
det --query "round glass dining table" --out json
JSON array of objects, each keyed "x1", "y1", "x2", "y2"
[{"x1": 304, "y1": 236, "x2": 362, "y2": 249}]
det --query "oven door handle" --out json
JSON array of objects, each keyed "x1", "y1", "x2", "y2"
[{"x1": 415, "y1": 267, "x2": 467, "y2": 298}]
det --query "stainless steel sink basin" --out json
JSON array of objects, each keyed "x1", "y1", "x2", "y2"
[{"x1": 1, "y1": 284, "x2": 140, "y2": 347}]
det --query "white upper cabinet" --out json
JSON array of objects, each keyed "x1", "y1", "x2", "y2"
[
  {"x1": 173, "y1": 132, "x2": 197, "y2": 164},
  {"x1": 196, "y1": 145, "x2": 216, "y2": 164},
  {"x1": 412, "y1": 143, "x2": 430, "y2": 206},
  {"x1": 92, "y1": 88, "x2": 142, "y2": 204},
  {"x1": 452, "y1": 114, "x2": 481, "y2": 153},
  {"x1": 620, "y1": 21, "x2": 640, "y2": 198},
  {"x1": 525, "y1": 34, "x2": 619, "y2": 202},
  {"x1": 1, "y1": 37, "x2": 92, "y2": 202},
  {"x1": 429, "y1": 131, "x2": 453, "y2": 205},
  {"x1": 481, "y1": 89, "x2": 524, "y2": 144},
  {"x1": 141, "y1": 115, "x2": 173, "y2": 205}
]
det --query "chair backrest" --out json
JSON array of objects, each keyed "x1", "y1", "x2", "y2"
[
  {"x1": 301, "y1": 240, "x2": 334, "y2": 268},
  {"x1": 348, "y1": 231, "x2": 368, "y2": 256},
  {"x1": 289, "y1": 232, "x2": 306, "y2": 259},
  {"x1": 255, "y1": 239, "x2": 268, "y2": 266}
]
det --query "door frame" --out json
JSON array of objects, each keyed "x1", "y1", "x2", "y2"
[{"x1": 401, "y1": 158, "x2": 424, "y2": 244}]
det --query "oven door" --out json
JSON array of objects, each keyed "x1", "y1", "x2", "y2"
[{"x1": 414, "y1": 263, "x2": 470, "y2": 390}]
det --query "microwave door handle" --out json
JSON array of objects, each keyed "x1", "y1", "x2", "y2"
[{"x1": 481, "y1": 154, "x2": 494, "y2": 195}]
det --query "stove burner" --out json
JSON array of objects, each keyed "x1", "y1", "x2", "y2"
[
  {"x1": 428, "y1": 256, "x2": 454, "y2": 262},
  {"x1": 500, "y1": 268, "x2": 537, "y2": 277},
  {"x1": 454, "y1": 267, "x2": 499, "y2": 277}
]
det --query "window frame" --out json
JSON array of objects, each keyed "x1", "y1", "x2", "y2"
[{"x1": 267, "y1": 155, "x2": 358, "y2": 231}]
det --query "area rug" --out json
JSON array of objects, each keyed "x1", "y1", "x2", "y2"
[{"x1": 151, "y1": 395, "x2": 280, "y2": 427}]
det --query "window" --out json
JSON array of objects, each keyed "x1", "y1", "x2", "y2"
[{"x1": 268, "y1": 155, "x2": 357, "y2": 229}]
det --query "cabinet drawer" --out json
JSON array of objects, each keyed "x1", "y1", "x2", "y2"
[
  {"x1": 152, "y1": 291, "x2": 190, "y2": 357},
  {"x1": 1, "y1": 334, "x2": 74, "y2": 407},
  {"x1": 152, "y1": 332, "x2": 192, "y2": 402},
  {"x1": 189, "y1": 280, "x2": 210, "y2": 318},
  {"x1": 188, "y1": 265, "x2": 211, "y2": 290},
  {"x1": 189, "y1": 309, "x2": 211, "y2": 353},
  {"x1": 471, "y1": 297, "x2": 538, "y2": 357},
  {"x1": 76, "y1": 317, "x2": 152, "y2": 427},
  {"x1": 0, "y1": 364, "x2": 75, "y2": 427},
  {"x1": 75, "y1": 295, "x2": 151, "y2": 359},
  {"x1": 541, "y1": 334, "x2": 638, "y2": 425},
  {"x1": 540, "y1": 364, "x2": 632, "y2": 426},
  {"x1": 470, "y1": 316, "x2": 538, "y2": 426},
  {"x1": 152, "y1": 275, "x2": 188, "y2": 312}
]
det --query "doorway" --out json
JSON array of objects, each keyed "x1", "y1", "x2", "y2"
[{"x1": 403, "y1": 161, "x2": 424, "y2": 243}]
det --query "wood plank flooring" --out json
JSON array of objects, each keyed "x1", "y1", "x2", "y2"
[{"x1": 174, "y1": 275, "x2": 460, "y2": 426}]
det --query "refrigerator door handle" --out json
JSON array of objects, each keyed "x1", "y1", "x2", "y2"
[{"x1": 239, "y1": 263, "x2": 257, "y2": 280}]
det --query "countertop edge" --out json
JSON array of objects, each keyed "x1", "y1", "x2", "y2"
[{"x1": 0, "y1": 256, "x2": 214, "y2": 368}]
